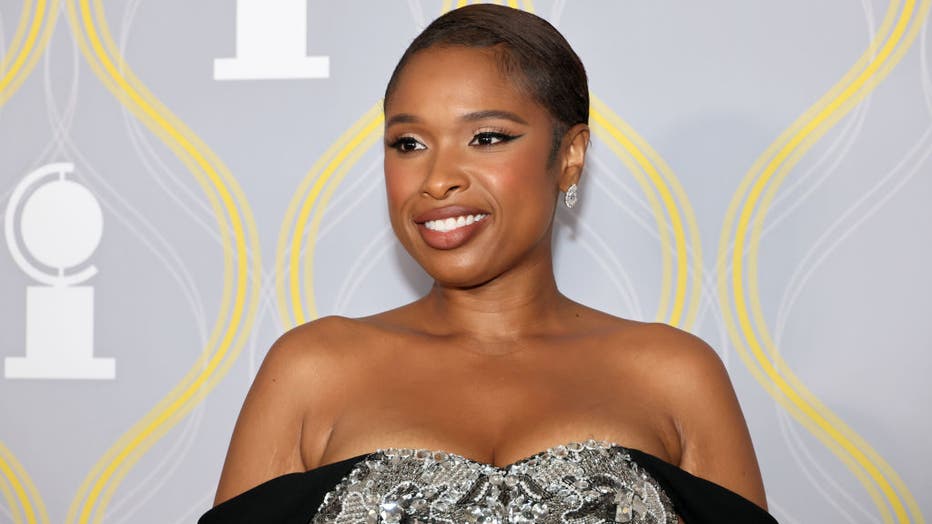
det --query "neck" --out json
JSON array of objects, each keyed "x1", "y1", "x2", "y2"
[{"x1": 420, "y1": 251, "x2": 568, "y2": 343}]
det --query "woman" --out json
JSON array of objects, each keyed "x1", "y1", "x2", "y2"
[{"x1": 200, "y1": 5, "x2": 777, "y2": 523}]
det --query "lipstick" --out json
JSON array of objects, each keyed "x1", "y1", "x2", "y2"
[{"x1": 413, "y1": 205, "x2": 491, "y2": 250}]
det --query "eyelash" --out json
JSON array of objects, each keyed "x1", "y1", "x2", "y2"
[
  {"x1": 469, "y1": 129, "x2": 521, "y2": 147},
  {"x1": 386, "y1": 129, "x2": 522, "y2": 153},
  {"x1": 387, "y1": 136, "x2": 425, "y2": 153}
]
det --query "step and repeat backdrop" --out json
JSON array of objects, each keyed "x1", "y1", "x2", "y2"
[{"x1": 1, "y1": 1, "x2": 930, "y2": 523}]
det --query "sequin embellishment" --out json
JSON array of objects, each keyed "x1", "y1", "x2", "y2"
[{"x1": 311, "y1": 439, "x2": 676, "y2": 523}]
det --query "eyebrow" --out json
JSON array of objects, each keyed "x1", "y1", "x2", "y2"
[
  {"x1": 385, "y1": 113, "x2": 420, "y2": 127},
  {"x1": 461, "y1": 110, "x2": 529, "y2": 125},
  {"x1": 385, "y1": 109, "x2": 529, "y2": 128}
]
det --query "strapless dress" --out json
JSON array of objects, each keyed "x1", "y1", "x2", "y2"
[{"x1": 198, "y1": 439, "x2": 777, "y2": 523}]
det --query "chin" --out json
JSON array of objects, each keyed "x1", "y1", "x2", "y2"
[
  {"x1": 433, "y1": 277, "x2": 496, "y2": 290},
  {"x1": 401, "y1": 239, "x2": 501, "y2": 288},
  {"x1": 424, "y1": 264, "x2": 496, "y2": 289}
]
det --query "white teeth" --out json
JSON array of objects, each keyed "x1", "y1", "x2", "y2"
[{"x1": 424, "y1": 213, "x2": 488, "y2": 233}]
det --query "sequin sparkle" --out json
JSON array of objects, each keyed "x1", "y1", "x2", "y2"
[{"x1": 311, "y1": 438, "x2": 677, "y2": 523}]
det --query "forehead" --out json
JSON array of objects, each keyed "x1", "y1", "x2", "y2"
[{"x1": 385, "y1": 46, "x2": 545, "y2": 122}]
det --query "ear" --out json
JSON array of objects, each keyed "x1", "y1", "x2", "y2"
[{"x1": 558, "y1": 124, "x2": 590, "y2": 191}]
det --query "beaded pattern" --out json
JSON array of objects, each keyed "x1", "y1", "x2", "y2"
[{"x1": 311, "y1": 438, "x2": 677, "y2": 523}]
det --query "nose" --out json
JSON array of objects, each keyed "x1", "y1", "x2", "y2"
[{"x1": 421, "y1": 145, "x2": 468, "y2": 200}]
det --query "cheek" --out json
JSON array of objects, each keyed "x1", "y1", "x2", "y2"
[
  {"x1": 384, "y1": 158, "x2": 417, "y2": 213},
  {"x1": 384, "y1": 157, "x2": 431, "y2": 250},
  {"x1": 484, "y1": 155, "x2": 557, "y2": 216}
]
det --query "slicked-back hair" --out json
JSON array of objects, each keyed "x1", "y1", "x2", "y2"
[{"x1": 384, "y1": 4, "x2": 589, "y2": 165}]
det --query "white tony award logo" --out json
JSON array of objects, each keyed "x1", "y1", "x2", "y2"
[
  {"x1": 214, "y1": 0, "x2": 329, "y2": 80},
  {"x1": 4, "y1": 162, "x2": 115, "y2": 380}
]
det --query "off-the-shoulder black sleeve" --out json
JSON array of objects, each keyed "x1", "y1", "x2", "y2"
[
  {"x1": 197, "y1": 455, "x2": 364, "y2": 524},
  {"x1": 629, "y1": 449, "x2": 778, "y2": 524}
]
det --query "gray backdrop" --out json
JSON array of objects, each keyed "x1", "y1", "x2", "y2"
[{"x1": 0, "y1": 1, "x2": 930, "y2": 523}]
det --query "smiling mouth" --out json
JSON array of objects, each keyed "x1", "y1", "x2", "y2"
[{"x1": 423, "y1": 213, "x2": 489, "y2": 233}]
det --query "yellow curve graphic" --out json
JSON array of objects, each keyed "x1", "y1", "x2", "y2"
[
  {"x1": 277, "y1": 2, "x2": 700, "y2": 332},
  {"x1": 0, "y1": 442, "x2": 48, "y2": 524},
  {"x1": 717, "y1": 1, "x2": 929, "y2": 522},
  {"x1": 0, "y1": 0, "x2": 58, "y2": 108},
  {"x1": 276, "y1": 103, "x2": 383, "y2": 325},
  {"x1": 591, "y1": 96, "x2": 702, "y2": 327},
  {"x1": 0, "y1": 1, "x2": 56, "y2": 521},
  {"x1": 63, "y1": 1, "x2": 262, "y2": 523}
]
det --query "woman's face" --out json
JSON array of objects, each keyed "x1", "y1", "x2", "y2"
[{"x1": 383, "y1": 45, "x2": 573, "y2": 288}]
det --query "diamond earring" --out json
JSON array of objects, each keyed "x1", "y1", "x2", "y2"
[{"x1": 564, "y1": 183, "x2": 578, "y2": 208}]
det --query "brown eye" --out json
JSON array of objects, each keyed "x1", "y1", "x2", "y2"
[
  {"x1": 469, "y1": 132, "x2": 519, "y2": 147},
  {"x1": 389, "y1": 136, "x2": 426, "y2": 153}
]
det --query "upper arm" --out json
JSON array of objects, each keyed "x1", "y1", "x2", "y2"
[
  {"x1": 652, "y1": 325, "x2": 768, "y2": 510},
  {"x1": 212, "y1": 322, "x2": 336, "y2": 505}
]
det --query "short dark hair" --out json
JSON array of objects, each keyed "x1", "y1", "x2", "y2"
[{"x1": 384, "y1": 4, "x2": 589, "y2": 164}]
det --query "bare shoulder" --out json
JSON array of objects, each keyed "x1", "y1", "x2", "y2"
[
  {"x1": 267, "y1": 313, "x2": 390, "y2": 376},
  {"x1": 620, "y1": 323, "x2": 740, "y2": 433},
  {"x1": 596, "y1": 320, "x2": 736, "y2": 430},
  {"x1": 244, "y1": 315, "x2": 363, "y2": 400},
  {"x1": 622, "y1": 321, "x2": 729, "y2": 388},
  {"x1": 212, "y1": 315, "x2": 364, "y2": 505},
  {"x1": 580, "y1": 313, "x2": 724, "y2": 376},
  {"x1": 599, "y1": 320, "x2": 769, "y2": 509},
  {"x1": 271, "y1": 314, "x2": 368, "y2": 363}
]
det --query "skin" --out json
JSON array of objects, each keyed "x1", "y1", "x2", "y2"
[{"x1": 213, "y1": 45, "x2": 769, "y2": 515}]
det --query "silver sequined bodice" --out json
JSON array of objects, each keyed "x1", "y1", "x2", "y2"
[{"x1": 311, "y1": 439, "x2": 677, "y2": 523}]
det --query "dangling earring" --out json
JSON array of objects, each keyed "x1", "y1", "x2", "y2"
[{"x1": 564, "y1": 183, "x2": 578, "y2": 208}]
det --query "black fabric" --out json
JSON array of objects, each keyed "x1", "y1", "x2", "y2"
[
  {"x1": 198, "y1": 454, "x2": 364, "y2": 524},
  {"x1": 628, "y1": 449, "x2": 777, "y2": 524},
  {"x1": 199, "y1": 449, "x2": 778, "y2": 523}
]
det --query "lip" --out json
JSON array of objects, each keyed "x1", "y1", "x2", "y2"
[
  {"x1": 412, "y1": 205, "x2": 491, "y2": 250},
  {"x1": 413, "y1": 205, "x2": 490, "y2": 223}
]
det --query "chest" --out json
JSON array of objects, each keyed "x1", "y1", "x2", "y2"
[{"x1": 306, "y1": 346, "x2": 677, "y2": 467}]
